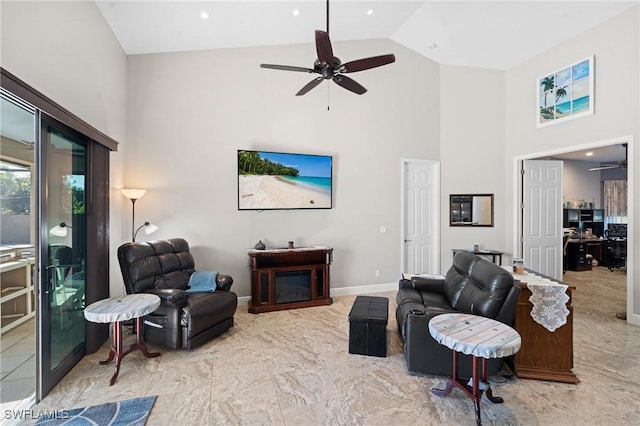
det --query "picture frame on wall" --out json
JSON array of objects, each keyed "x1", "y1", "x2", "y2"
[{"x1": 537, "y1": 56, "x2": 594, "y2": 127}]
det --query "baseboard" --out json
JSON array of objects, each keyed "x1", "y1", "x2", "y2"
[
  {"x1": 237, "y1": 282, "x2": 396, "y2": 307},
  {"x1": 331, "y1": 282, "x2": 397, "y2": 296}
]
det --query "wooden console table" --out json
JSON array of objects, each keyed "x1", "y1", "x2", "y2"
[
  {"x1": 512, "y1": 269, "x2": 579, "y2": 383},
  {"x1": 452, "y1": 249, "x2": 503, "y2": 265},
  {"x1": 248, "y1": 247, "x2": 333, "y2": 314}
]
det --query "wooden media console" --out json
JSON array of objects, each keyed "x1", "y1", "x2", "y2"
[{"x1": 247, "y1": 247, "x2": 333, "y2": 314}]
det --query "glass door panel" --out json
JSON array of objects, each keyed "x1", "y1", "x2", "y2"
[
  {"x1": 0, "y1": 89, "x2": 36, "y2": 407},
  {"x1": 38, "y1": 114, "x2": 87, "y2": 398}
]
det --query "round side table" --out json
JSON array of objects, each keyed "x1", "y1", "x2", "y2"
[
  {"x1": 429, "y1": 313, "x2": 521, "y2": 426},
  {"x1": 84, "y1": 293, "x2": 161, "y2": 386}
]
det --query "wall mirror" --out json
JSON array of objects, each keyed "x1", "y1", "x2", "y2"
[{"x1": 450, "y1": 194, "x2": 494, "y2": 227}]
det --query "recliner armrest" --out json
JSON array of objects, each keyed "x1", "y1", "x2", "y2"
[
  {"x1": 494, "y1": 283, "x2": 521, "y2": 326},
  {"x1": 410, "y1": 276, "x2": 445, "y2": 293},
  {"x1": 145, "y1": 288, "x2": 188, "y2": 308},
  {"x1": 399, "y1": 279, "x2": 413, "y2": 289},
  {"x1": 215, "y1": 274, "x2": 234, "y2": 292}
]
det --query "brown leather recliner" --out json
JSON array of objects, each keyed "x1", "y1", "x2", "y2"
[
  {"x1": 117, "y1": 238, "x2": 237, "y2": 350},
  {"x1": 396, "y1": 251, "x2": 520, "y2": 377}
]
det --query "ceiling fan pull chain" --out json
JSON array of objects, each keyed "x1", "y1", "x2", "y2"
[{"x1": 327, "y1": 83, "x2": 330, "y2": 111}]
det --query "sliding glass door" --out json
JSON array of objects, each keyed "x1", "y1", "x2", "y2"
[
  {"x1": 3, "y1": 70, "x2": 114, "y2": 402},
  {"x1": 38, "y1": 114, "x2": 88, "y2": 398}
]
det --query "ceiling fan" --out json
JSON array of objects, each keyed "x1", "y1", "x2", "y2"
[
  {"x1": 260, "y1": 0, "x2": 396, "y2": 96},
  {"x1": 588, "y1": 143, "x2": 628, "y2": 171}
]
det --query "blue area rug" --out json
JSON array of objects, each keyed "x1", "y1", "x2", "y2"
[{"x1": 35, "y1": 395, "x2": 156, "y2": 426}]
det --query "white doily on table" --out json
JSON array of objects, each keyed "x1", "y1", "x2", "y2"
[
  {"x1": 501, "y1": 267, "x2": 570, "y2": 332},
  {"x1": 527, "y1": 282, "x2": 569, "y2": 332}
]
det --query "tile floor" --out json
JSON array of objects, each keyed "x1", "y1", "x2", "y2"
[
  {"x1": 10, "y1": 266, "x2": 640, "y2": 425},
  {"x1": 1, "y1": 319, "x2": 35, "y2": 405}
]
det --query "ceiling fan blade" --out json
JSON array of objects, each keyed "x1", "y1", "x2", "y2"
[
  {"x1": 589, "y1": 164, "x2": 620, "y2": 171},
  {"x1": 260, "y1": 64, "x2": 315, "y2": 73},
  {"x1": 341, "y1": 54, "x2": 396, "y2": 73},
  {"x1": 333, "y1": 75, "x2": 367, "y2": 95},
  {"x1": 315, "y1": 30, "x2": 334, "y2": 65},
  {"x1": 296, "y1": 76, "x2": 324, "y2": 96}
]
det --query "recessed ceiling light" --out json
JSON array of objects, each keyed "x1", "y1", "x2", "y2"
[
  {"x1": 293, "y1": 9, "x2": 301, "y2": 16},
  {"x1": 200, "y1": 11, "x2": 209, "y2": 20},
  {"x1": 366, "y1": 9, "x2": 375, "y2": 16},
  {"x1": 586, "y1": 152, "x2": 594, "y2": 157}
]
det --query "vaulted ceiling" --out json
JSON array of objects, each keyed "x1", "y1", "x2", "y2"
[
  {"x1": 2, "y1": 2, "x2": 636, "y2": 165},
  {"x1": 96, "y1": 1, "x2": 637, "y2": 70}
]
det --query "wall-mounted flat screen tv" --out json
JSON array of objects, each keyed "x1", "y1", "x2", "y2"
[{"x1": 238, "y1": 150, "x2": 333, "y2": 210}]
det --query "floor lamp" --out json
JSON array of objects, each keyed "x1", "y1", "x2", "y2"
[{"x1": 121, "y1": 188, "x2": 158, "y2": 242}]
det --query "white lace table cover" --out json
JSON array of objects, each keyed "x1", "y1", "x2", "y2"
[
  {"x1": 429, "y1": 313, "x2": 521, "y2": 359},
  {"x1": 502, "y1": 267, "x2": 569, "y2": 332},
  {"x1": 84, "y1": 294, "x2": 160, "y2": 323}
]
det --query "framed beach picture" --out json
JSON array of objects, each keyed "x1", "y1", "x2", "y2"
[
  {"x1": 237, "y1": 149, "x2": 332, "y2": 210},
  {"x1": 537, "y1": 56, "x2": 594, "y2": 127}
]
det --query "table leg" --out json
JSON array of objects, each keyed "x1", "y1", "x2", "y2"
[
  {"x1": 98, "y1": 318, "x2": 161, "y2": 386},
  {"x1": 134, "y1": 317, "x2": 161, "y2": 359},
  {"x1": 431, "y1": 351, "x2": 458, "y2": 397},
  {"x1": 472, "y1": 356, "x2": 482, "y2": 426},
  {"x1": 108, "y1": 321, "x2": 123, "y2": 386},
  {"x1": 432, "y1": 352, "x2": 508, "y2": 426},
  {"x1": 99, "y1": 322, "x2": 117, "y2": 365},
  {"x1": 482, "y1": 357, "x2": 504, "y2": 404}
]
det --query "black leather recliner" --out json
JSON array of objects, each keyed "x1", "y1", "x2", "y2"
[
  {"x1": 396, "y1": 251, "x2": 521, "y2": 377},
  {"x1": 117, "y1": 238, "x2": 237, "y2": 350}
]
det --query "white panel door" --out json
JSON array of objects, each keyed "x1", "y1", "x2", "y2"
[
  {"x1": 402, "y1": 160, "x2": 440, "y2": 274},
  {"x1": 522, "y1": 160, "x2": 563, "y2": 280}
]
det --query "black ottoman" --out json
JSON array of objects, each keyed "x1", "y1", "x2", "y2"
[{"x1": 348, "y1": 296, "x2": 389, "y2": 357}]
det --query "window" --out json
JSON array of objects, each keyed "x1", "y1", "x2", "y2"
[
  {"x1": 603, "y1": 179, "x2": 627, "y2": 227},
  {"x1": 1, "y1": 159, "x2": 31, "y2": 214}
]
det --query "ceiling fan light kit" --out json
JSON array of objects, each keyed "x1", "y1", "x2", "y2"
[{"x1": 260, "y1": 0, "x2": 395, "y2": 96}]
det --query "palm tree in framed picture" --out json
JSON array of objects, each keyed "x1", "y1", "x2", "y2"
[
  {"x1": 555, "y1": 85, "x2": 568, "y2": 102},
  {"x1": 540, "y1": 76, "x2": 555, "y2": 104},
  {"x1": 539, "y1": 76, "x2": 556, "y2": 120}
]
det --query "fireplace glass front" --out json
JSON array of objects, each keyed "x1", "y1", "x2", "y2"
[{"x1": 275, "y1": 270, "x2": 311, "y2": 304}]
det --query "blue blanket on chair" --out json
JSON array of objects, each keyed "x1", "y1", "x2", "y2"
[{"x1": 187, "y1": 270, "x2": 218, "y2": 293}]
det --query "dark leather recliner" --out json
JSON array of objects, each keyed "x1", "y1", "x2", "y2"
[
  {"x1": 396, "y1": 251, "x2": 521, "y2": 377},
  {"x1": 117, "y1": 238, "x2": 237, "y2": 350}
]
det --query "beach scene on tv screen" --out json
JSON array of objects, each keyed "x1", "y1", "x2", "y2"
[{"x1": 238, "y1": 150, "x2": 332, "y2": 209}]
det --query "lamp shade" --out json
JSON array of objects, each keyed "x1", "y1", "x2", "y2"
[
  {"x1": 133, "y1": 221, "x2": 159, "y2": 242},
  {"x1": 49, "y1": 222, "x2": 71, "y2": 237},
  {"x1": 121, "y1": 188, "x2": 146, "y2": 200},
  {"x1": 144, "y1": 223, "x2": 159, "y2": 235}
]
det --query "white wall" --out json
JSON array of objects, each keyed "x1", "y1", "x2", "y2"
[
  {"x1": 561, "y1": 160, "x2": 602, "y2": 208},
  {"x1": 439, "y1": 65, "x2": 506, "y2": 270},
  {"x1": 126, "y1": 40, "x2": 440, "y2": 297},
  {"x1": 505, "y1": 7, "x2": 639, "y2": 317},
  {"x1": 1, "y1": 1, "x2": 129, "y2": 295},
  {"x1": 601, "y1": 166, "x2": 628, "y2": 182}
]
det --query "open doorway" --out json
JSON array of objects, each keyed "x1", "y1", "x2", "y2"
[
  {"x1": 518, "y1": 136, "x2": 631, "y2": 321},
  {"x1": 1, "y1": 90, "x2": 37, "y2": 409}
]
